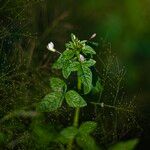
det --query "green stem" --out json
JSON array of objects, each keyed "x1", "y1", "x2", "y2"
[
  {"x1": 77, "y1": 76, "x2": 81, "y2": 90},
  {"x1": 67, "y1": 76, "x2": 81, "y2": 150},
  {"x1": 73, "y1": 107, "x2": 80, "y2": 127}
]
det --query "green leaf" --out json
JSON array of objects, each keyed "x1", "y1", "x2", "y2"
[
  {"x1": 62, "y1": 60, "x2": 72, "y2": 79},
  {"x1": 58, "y1": 126, "x2": 78, "y2": 144},
  {"x1": 50, "y1": 77, "x2": 67, "y2": 92},
  {"x1": 69, "y1": 61, "x2": 80, "y2": 72},
  {"x1": 78, "y1": 66, "x2": 92, "y2": 94},
  {"x1": 62, "y1": 61, "x2": 80, "y2": 79},
  {"x1": 76, "y1": 134, "x2": 99, "y2": 150},
  {"x1": 65, "y1": 41, "x2": 74, "y2": 50},
  {"x1": 53, "y1": 49, "x2": 75, "y2": 78},
  {"x1": 109, "y1": 139, "x2": 139, "y2": 150},
  {"x1": 83, "y1": 59, "x2": 96, "y2": 67},
  {"x1": 52, "y1": 55, "x2": 63, "y2": 69},
  {"x1": 82, "y1": 45, "x2": 96, "y2": 55},
  {"x1": 37, "y1": 92, "x2": 64, "y2": 112},
  {"x1": 79, "y1": 121, "x2": 97, "y2": 135},
  {"x1": 62, "y1": 49, "x2": 75, "y2": 60},
  {"x1": 92, "y1": 78, "x2": 103, "y2": 94},
  {"x1": 53, "y1": 49, "x2": 75, "y2": 69},
  {"x1": 33, "y1": 124, "x2": 57, "y2": 145},
  {"x1": 81, "y1": 40, "x2": 87, "y2": 44},
  {"x1": 65, "y1": 90, "x2": 87, "y2": 108}
]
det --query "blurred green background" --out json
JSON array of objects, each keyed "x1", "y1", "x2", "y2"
[{"x1": 0, "y1": 0, "x2": 150, "y2": 149}]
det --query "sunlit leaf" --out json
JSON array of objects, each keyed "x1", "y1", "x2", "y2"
[
  {"x1": 62, "y1": 60, "x2": 72, "y2": 79},
  {"x1": 82, "y1": 45, "x2": 96, "y2": 55},
  {"x1": 50, "y1": 77, "x2": 67, "y2": 92},
  {"x1": 36, "y1": 92, "x2": 64, "y2": 112},
  {"x1": 83, "y1": 59, "x2": 96, "y2": 67},
  {"x1": 53, "y1": 49, "x2": 75, "y2": 69},
  {"x1": 65, "y1": 90, "x2": 87, "y2": 108},
  {"x1": 62, "y1": 60, "x2": 80, "y2": 79},
  {"x1": 62, "y1": 49, "x2": 75, "y2": 60}
]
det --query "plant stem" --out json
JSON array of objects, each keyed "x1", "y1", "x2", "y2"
[
  {"x1": 67, "y1": 76, "x2": 81, "y2": 150},
  {"x1": 77, "y1": 75, "x2": 81, "y2": 90},
  {"x1": 73, "y1": 107, "x2": 80, "y2": 127}
]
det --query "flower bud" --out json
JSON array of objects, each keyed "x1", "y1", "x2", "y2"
[{"x1": 79, "y1": 54, "x2": 85, "y2": 62}]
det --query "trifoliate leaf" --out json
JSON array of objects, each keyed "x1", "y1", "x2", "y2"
[
  {"x1": 65, "y1": 90, "x2": 87, "y2": 108},
  {"x1": 37, "y1": 92, "x2": 64, "y2": 112},
  {"x1": 50, "y1": 77, "x2": 67, "y2": 92},
  {"x1": 79, "y1": 121, "x2": 97, "y2": 135}
]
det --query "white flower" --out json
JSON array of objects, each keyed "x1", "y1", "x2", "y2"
[
  {"x1": 47, "y1": 42, "x2": 56, "y2": 52},
  {"x1": 79, "y1": 54, "x2": 85, "y2": 62}
]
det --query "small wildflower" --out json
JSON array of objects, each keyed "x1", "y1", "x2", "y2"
[
  {"x1": 47, "y1": 42, "x2": 56, "y2": 52},
  {"x1": 79, "y1": 54, "x2": 85, "y2": 62},
  {"x1": 47, "y1": 42, "x2": 61, "y2": 54}
]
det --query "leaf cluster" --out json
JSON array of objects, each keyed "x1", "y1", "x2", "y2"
[
  {"x1": 37, "y1": 77, "x2": 87, "y2": 112},
  {"x1": 53, "y1": 34, "x2": 97, "y2": 94},
  {"x1": 58, "y1": 121, "x2": 99, "y2": 150}
]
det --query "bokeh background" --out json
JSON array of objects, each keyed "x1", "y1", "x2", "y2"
[{"x1": 0, "y1": 0, "x2": 150, "y2": 149}]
